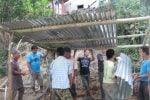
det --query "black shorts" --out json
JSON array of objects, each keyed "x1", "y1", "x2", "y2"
[{"x1": 70, "y1": 83, "x2": 77, "y2": 97}]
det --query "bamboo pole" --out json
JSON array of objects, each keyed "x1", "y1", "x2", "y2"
[
  {"x1": 4, "y1": 86, "x2": 7, "y2": 100},
  {"x1": 34, "y1": 33, "x2": 145, "y2": 44},
  {"x1": 0, "y1": 79, "x2": 8, "y2": 88},
  {"x1": 16, "y1": 36, "x2": 24, "y2": 49},
  {"x1": 8, "y1": 33, "x2": 14, "y2": 100},
  {"x1": 11, "y1": 16, "x2": 150, "y2": 33},
  {"x1": 0, "y1": 25, "x2": 13, "y2": 33},
  {"x1": 117, "y1": 44, "x2": 143, "y2": 48}
]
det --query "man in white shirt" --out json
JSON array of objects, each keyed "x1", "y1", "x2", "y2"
[
  {"x1": 64, "y1": 47, "x2": 78, "y2": 100},
  {"x1": 50, "y1": 47, "x2": 72, "y2": 100}
]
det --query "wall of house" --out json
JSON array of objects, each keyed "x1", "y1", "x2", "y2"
[
  {"x1": 64, "y1": 0, "x2": 99, "y2": 13},
  {"x1": 54, "y1": 0, "x2": 110, "y2": 15},
  {"x1": 64, "y1": 0, "x2": 111, "y2": 14}
]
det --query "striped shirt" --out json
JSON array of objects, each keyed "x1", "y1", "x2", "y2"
[{"x1": 50, "y1": 56, "x2": 72, "y2": 89}]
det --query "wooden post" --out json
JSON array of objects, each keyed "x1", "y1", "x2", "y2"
[
  {"x1": 8, "y1": 33, "x2": 14, "y2": 100},
  {"x1": 61, "y1": 0, "x2": 65, "y2": 14},
  {"x1": 52, "y1": 0, "x2": 55, "y2": 16}
]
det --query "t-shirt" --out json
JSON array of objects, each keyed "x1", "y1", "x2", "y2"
[
  {"x1": 50, "y1": 56, "x2": 72, "y2": 89},
  {"x1": 26, "y1": 52, "x2": 42, "y2": 73},
  {"x1": 11, "y1": 60, "x2": 23, "y2": 90},
  {"x1": 140, "y1": 60, "x2": 150, "y2": 82},
  {"x1": 103, "y1": 60, "x2": 116, "y2": 83},
  {"x1": 78, "y1": 57, "x2": 91, "y2": 75},
  {"x1": 97, "y1": 53, "x2": 106, "y2": 72}
]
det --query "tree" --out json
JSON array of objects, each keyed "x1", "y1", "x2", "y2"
[
  {"x1": 140, "y1": 0, "x2": 150, "y2": 16},
  {"x1": 0, "y1": 0, "x2": 53, "y2": 77},
  {"x1": 0, "y1": 0, "x2": 53, "y2": 22}
]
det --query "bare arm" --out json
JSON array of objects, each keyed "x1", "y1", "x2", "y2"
[
  {"x1": 68, "y1": 73, "x2": 72, "y2": 86},
  {"x1": 26, "y1": 62, "x2": 33, "y2": 75},
  {"x1": 41, "y1": 51, "x2": 48, "y2": 59},
  {"x1": 134, "y1": 73, "x2": 149, "y2": 80},
  {"x1": 138, "y1": 74, "x2": 149, "y2": 78},
  {"x1": 68, "y1": 61, "x2": 73, "y2": 86},
  {"x1": 90, "y1": 59, "x2": 97, "y2": 65},
  {"x1": 13, "y1": 70, "x2": 23, "y2": 75},
  {"x1": 11, "y1": 63, "x2": 24, "y2": 75}
]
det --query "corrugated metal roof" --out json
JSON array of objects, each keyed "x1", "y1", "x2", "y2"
[{"x1": 1, "y1": 6, "x2": 145, "y2": 49}]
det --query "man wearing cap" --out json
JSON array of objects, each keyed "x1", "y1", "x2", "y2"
[
  {"x1": 26, "y1": 45, "x2": 48, "y2": 95},
  {"x1": 10, "y1": 48, "x2": 25, "y2": 100}
]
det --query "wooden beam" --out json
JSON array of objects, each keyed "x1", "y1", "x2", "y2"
[
  {"x1": 34, "y1": 34, "x2": 145, "y2": 44},
  {"x1": 11, "y1": 16, "x2": 150, "y2": 33}
]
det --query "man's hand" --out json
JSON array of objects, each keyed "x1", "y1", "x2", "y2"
[
  {"x1": 30, "y1": 71, "x2": 35, "y2": 76},
  {"x1": 21, "y1": 71, "x2": 26, "y2": 76},
  {"x1": 134, "y1": 74, "x2": 139, "y2": 80}
]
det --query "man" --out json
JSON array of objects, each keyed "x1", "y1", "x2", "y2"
[
  {"x1": 50, "y1": 47, "x2": 72, "y2": 100},
  {"x1": 97, "y1": 48, "x2": 106, "y2": 99},
  {"x1": 64, "y1": 47, "x2": 78, "y2": 100},
  {"x1": 103, "y1": 49, "x2": 118, "y2": 100},
  {"x1": 26, "y1": 45, "x2": 48, "y2": 95},
  {"x1": 77, "y1": 49, "x2": 91, "y2": 96},
  {"x1": 10, "y1": 48, "x2": 25, "y2": 100},
  {"x1": 134, "y1": 46, "x2": 150, "y2": 100}
]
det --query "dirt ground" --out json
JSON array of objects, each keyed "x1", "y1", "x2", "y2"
[{"x1": 0, "y1": 75, "x2": 138, "y2": 100}]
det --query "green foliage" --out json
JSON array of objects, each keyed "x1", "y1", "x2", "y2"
[
  {"x1": 0, "y1": 50, "x2": 8, "y2": 77},
  {"x1": 0, "y1": 0, "x2": 26, "y2": 21},
  {"x1": 23, "y1": 0, "x2": 53, "y2": 19},
  {"x1": 140, "y1": 0, "x2": 150, "y2": 16},
  {"x1": 0, "y1": 0, "x2": 54, "y2": 77},
  {"x1": 0, "y1": 0, "x2": 53, "y2": 22},
  {"x1": 115, "y1": 0, "x2": 140, "y2": 18},
  {"x1": 113, "y1": 0, "x2": 148, "y2": 72}
]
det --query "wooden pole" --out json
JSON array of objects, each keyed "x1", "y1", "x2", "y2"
[
  {"x1": 8, "y1": 33, "x2": 14, "y2": 100},
  {"x1": 11, "y1": 16, "x2": 150, "y2": 33},
  {"x1": 61, "y1": 0, "x2": 64, "y2": 14},
  {"x1": 52, "y1": 0, "x2": 55, "y2": 16}
]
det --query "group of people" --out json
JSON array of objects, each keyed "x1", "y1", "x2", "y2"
[
  {"x1": 10, "y1": 44, "x2": 150, "y2": 100},
  {"x1": 10, "y1": 45, "x2": 48, "y2": 100}
]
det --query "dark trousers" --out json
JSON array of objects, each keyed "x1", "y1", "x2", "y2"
[
  {"x1": 81, "y1": 74, "x2": 90, "y2": 91},
  {"x1": 99, "y1": 72, "x2": 105, "y2": 99},
  {"x1": 138, "y1": 81, "x2": 149, "y2": 100},
  {"x1": 13, "y1": 87, "x2": 24, "y2": 100},
  {"x1": 70, "y1": 83, "x2": 77, "y2": 97},
  {"x1": 103, "y1": 83, "x2": 118, "y2": 100}
]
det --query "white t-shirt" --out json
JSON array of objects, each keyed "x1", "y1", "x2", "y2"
[{"x1": 50, "y1": 56, "x2": 72, "y2": 89}]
